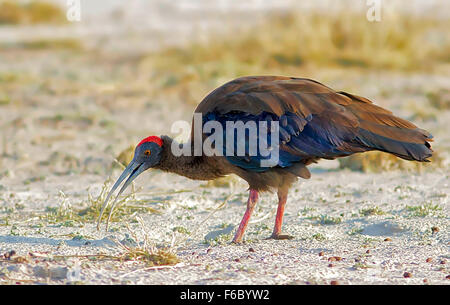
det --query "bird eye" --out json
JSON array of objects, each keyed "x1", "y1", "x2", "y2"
[{"x1": 144, "y1": 150, "x2": 151, "y2": 156}]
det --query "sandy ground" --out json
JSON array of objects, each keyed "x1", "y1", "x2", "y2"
[
  {"x1": 1, "y1": 167, "x2": 449, "y2": 285},
  {"x1": 0, "y1": 1, "x2": 449, "y2": 285}
]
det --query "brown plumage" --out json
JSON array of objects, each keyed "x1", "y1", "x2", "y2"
[
  {"x1": 98, "y1": 76, "x2": 433, "y2": 243},
  {"x1": 193, "y1": 76, "x2": 432, "y2": 189}
]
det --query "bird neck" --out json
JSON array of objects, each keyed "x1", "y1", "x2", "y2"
[{"x1": 155, "y1": 135, "x2": 227, "y2": 181}]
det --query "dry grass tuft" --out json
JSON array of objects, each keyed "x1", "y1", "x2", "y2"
[
  {"x1": 140, "y1": 10, "x2": 450, "y2": 105},
  {"x1": 117, "y1": 218, "x2": 180, "y2": 266},
  {"x1": 427, "y1": 89, "x2": 450, "y2": 111},
  {"x1": 0, "y1": 1, "x2": 66, "y2": 25},
  {"x1": 20, "y1": 39, "x2": 83, "y2": 50},
  {"x1": 120, "y1": 247, "x2": 179, "y2": 266},
  {"x1": 43, "y1": 180, "x2": 160, "y2": 227},
  {"x1": 0, "y1": 38, "x2": 83, "y2": 51}
]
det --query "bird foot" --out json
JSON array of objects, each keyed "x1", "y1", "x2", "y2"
[
  {"x1": 231, "y1": 234, "x2": 246, "y2": 244},
  {"x1": 267, "y1": 233, "x2": 294, "y2": 240}
]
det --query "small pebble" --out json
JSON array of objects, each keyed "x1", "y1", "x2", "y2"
[
  {"x1": 440, "y1": 260, "x2": 446, "y2": 264},
  {"x1": 249, "y1": 248, "x2": 255, "y2": 253},
  {"x1": 426, "y1": 258, "x2": 433, "y2": 263},
  {"x1": 384, "y1": 238, "x2": 392, "y2": 242},
  {"x1": 14, "y1": 257, "x2": 27, "y2": 263},
  {"x1": 330, "y1": 280, "x2": 339, "y2": 285},
  {"x1": 234, "y1": 258, "x2": 240, "y2": 262},
  {"x1": 403, "y1": 272, "x2": 412, "y2": 278},
  {"x1": 328, "y1": 263, "x2": 334, "y2": 267},
  {"x1": 318, "y1": 251, "x2": 324, "y2": 257},
  {"x1": 4, "y1": 250, "x2": 16, "y2": 260},
  {"x1": 328, "y1": 256, "x2": 342, "y2": 262},
  {"x1": 206, "y1": 248, "x2": 212, "y2": 253},
  {"x1": 431, "y1": 226, "x2": 439, "y2": 233},
  {"x1": 366, "y1": 250, "x2": 370, "y2": 254}
]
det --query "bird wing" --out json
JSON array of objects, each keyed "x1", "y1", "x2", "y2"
[{"x1": 195, "y1": 76, "x2": 433, "y2": 174}]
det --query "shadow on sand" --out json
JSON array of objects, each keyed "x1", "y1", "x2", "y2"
[{"x1": 0, "y1": 235, "x2": 115, "y2": 247}]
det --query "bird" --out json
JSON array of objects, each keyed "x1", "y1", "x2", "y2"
[{"x1": 97, "y1": 76, "x2": 433, "y2": 243}]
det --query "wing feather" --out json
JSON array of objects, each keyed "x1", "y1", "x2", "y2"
[{"x1": 195, "y1": 76, "x2": 433, "y2": 173}]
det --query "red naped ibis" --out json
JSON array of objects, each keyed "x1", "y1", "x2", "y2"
[{"x1": 97, "y1": 76, "x2": 433, "y2": 243}]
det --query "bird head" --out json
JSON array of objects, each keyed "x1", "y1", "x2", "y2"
[{"x1": 97, "y1": 136, "x2": 163, "y2": 230}]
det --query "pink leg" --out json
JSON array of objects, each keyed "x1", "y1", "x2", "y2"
[
  {"x1": 270, "y1": 189, "x2": 293, "y2": 240},
  {"x1": 232, "y1": 189, "x2": 259, "y2": 243}
]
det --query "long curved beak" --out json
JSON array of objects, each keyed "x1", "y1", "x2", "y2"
[{"x1": 96, "y1": 159, "x2": 148, "y2": 231}]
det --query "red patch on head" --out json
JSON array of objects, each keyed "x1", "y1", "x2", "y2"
[{"x1": 137, "y1": 136, "x2": 163, "y2": 147}]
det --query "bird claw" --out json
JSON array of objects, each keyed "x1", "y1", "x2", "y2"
[{"x1": 266, "y1": 234, "x2": 294, "y2": 240}]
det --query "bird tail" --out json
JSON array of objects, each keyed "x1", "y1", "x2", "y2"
[
  {"x1": 355, "y1": 126, "x2": 433, "y2": 161},
  {"x1": 340, "y1": 92, "x2": 434, "y2": 162}
]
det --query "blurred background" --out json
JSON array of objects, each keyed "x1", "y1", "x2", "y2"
[
  {"x1": 0, "y1": 0, "x2": 449, "y2": 186},
  {"x1": 0, "y1": 1, "x2": 448, "y2": 285}
]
